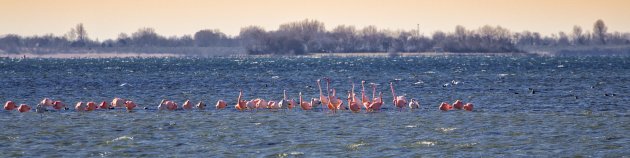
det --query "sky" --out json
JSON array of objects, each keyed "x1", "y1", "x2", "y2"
[{"x1": 1, "y1": 0, "x2": 629, "y2": 40}]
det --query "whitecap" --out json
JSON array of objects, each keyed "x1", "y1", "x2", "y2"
[
  {"x1": 415, "y1": 141, "x2": 436, "y2": 146},
  {"x1": 271, "y1": 76, "x2": 280, "y2": 79},
  {"x1": 436, "y1": 127, "x2": 457, "y2": 133},
  {"x1": 112, "y1": 136, "x2": 134, "y2": 141}
]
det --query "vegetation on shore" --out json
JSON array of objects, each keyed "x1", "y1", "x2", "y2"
[{"x1": 1, "y1": 19, "x2": 628, "y2": 55}]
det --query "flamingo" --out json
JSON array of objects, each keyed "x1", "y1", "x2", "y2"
[
  {"x1": 41, "y1": 98, "x2": 54, "y2": 107},
  {"x1": 390, "y1": 82, "x2": 407, "y2": 110},
  {"x1": 182, "y1": 100, "x2": 193, "y2": 110},
  {"x1": 348, "y1": 85, "x2": 361, "y2": 112},
  {"x1": 196, "y1": 101, "x2": 206, "y2": 110},
  {"x1": 235, "y1": 90, "x2": 247, "y2": 111},
  {"x1": 463, "y1": 103, "x2": 474, "y2": 111},
  {"x1": 439, "y1": 102, "x2": 453, "y2": 111},
  {"x1": 112, "y1": 98, "x2": 126, "y2": 109},
  {"x1": 268, "y1": 100, "x2": 278, "y2": 109},
  {"x1": 278, "y1": 90, "x2": 290, "y2": 109},
  {"x1": 168, "y1": 101, "x2": 178, "y2": 110},
  {"x1": 311, "y1": 98, "x2": 321, "y2": 109},
  {"x1": 53, "y1": 101, "x2": 65, "y2": 110},
  {"x1": 246, "y1": 100, "x2": 256, "y2": 110},
  {"x1": 369, "y1": 91, "x2": 384, "y2": 111},
  {"x1": 409, "y1": 98, "x2": 420, "y2": 109},
  {"x1": 250, "y1": 98, "x2": 262, "y2": 110},
  {"x1": 453, "y1": 100, "x2": 464, "y2": 110},
  {"x1": 4, "y1": 101, "x2": 17, "y2": 111},
  {"x1": 317, "y1": 79, "x2": 330, "y2": 111},
  {"x1": 326, "y1": 78, "x2": 344, "y2": 111},
  {"x1": 75, "y1": 102, "x2": 86, "y2": 111},
  {"x1": 361, "y1": 81, "x2": 372, "y2": 111},
  {"x1": 215, "y1": 100, "x2": 227, "y2": 109},
  {"x1": 125, "y1": 101, "x2": 136, "y2": 111},
  {"x1": 157, "y1": 99, "x2": 167, "y2": 111},
  {"x1": 256, "y1": 99, "x2": 268, "y2": 109},
  {"x1": 86, "y1": 102, "x2": 97, "y2": 111},
  {"x1": 99, "y1": 101, "x2": 109, "y2": 109},
  {"x1": 288, "y1": 98, "x2": 296, "y2": 110},
  {"x1": 299, "y1": 92, "x2": 313, "y2": 110},
  {"x1": 17, "y1": 104, "x2": 30, "y2": 113}
]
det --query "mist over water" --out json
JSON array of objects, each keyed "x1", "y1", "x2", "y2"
[{"x1": 0, "y1": 56, "x2": 628, "y2": 157}]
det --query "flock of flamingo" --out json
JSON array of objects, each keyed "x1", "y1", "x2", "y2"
[{"x1": 3, "y1": 78, "x2": 473, "y2": 113}]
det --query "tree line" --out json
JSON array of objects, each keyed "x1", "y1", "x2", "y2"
[{"x1": 1, "y1": 19, "x2": 629, "y2": 55}]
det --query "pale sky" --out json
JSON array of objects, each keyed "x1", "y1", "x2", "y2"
[{"x1": 1, "y1": 0, "x2": 629, "y2": 40}]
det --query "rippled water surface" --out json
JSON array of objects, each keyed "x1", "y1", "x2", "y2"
[{"x1": 1, "y1": 56, "x2": 629, "y2": 157}]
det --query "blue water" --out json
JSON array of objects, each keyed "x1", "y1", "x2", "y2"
[{"x1": 0, "y1": 56, "x2": 628, "y2": 157}]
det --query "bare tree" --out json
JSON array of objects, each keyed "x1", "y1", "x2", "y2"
[
  {"x1": 75, "y1": 23, "x2": 88, "y2": 43},
  {"x1": 572, "y1": 25, "x2": 585, "y2": 45},
  {"x1": 593, "y1": 19, "x2": 608, "y2": 45}
]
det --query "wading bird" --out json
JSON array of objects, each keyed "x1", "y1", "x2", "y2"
[
  {"x1": 453, "y1": 100, "x2": 464, "y2": 110},
  {"x1": 4, "y1": 101, "x2": 17, "y2": 111},
  {"x1": 463, "y1": 103, "x2": 474, "y2": 111},
  {"x1": 235, "y1": 90, "x2": 247, "y2": 111},
  {"x1": 439, "y1": 102, "x2": 453, "y2": 111},
  {"x1": 182, "y1": 100, "x2": 193, "y2": 110},
  {"x1": 390, "y1": 82, "x2": 407, "y2": 110},
  {"x1": 215, "y1": 100, "x2": 227, "y2": 109},
  {"x1": 299, "y1": 92, "x2": 313, "y2": 110},
  {"x1": 18, "y1": 104, "x2": 30, "y2": 113}
]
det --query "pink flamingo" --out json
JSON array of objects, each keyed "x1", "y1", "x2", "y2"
[
  {"x1": 348, "y1": 84, "x2": 361, "y2": 112},
  {"x1": 17, "y1": 104, "x2": 31, "y2": 113},
  {"x1": 439, "y1": 102, "x2": 453, "y2": 111},
  {"x1": 157, "y1": 99, "x2": 167, "y2": 111},
  {"x1": 111, "y1": 98, "x2": 126, "y2": 109},
  {"x1": 53, "y1": 101, "x2": 65, "y2": 110},
  {"x1": 125, "y1": 101, "x2": 136, "y2": 111},
  {"x1": 182, "y1": 100, "x2": 193, "y2": 110},
  {"x1": 215, "y1": 100, "x2": 227, "y2": 109},
  {"x1": 164, "y1": 100, "x2": 178, "y2": 111},
  {"x1": 75, "y1": 102, "x2": 86, "y2": 112},
  {"x1": 86, "y1": 102, "x2": 97, "y2": 111},
  {"x1": 4, "y1": 101, "x2": 17, "y2": 111},
  {"x1": 453, "y1": 100, "x2": 464, "y2": 110},
  {"x1": 98, "y1": 101, "x2": 109, "y2": 109},
  {"x1": 369, "y1": 92, "x2": 384, "y2": 111},
  {"x1": 390, "y1": 82, "x2": 407, "y2": 110},
  {"x1": 41, "y1": 98, "x2": 54, "y2": 107},
  {"x1": 317, "y1": 79, "x2": 330, "y2": 111},
  {"x1": 463, "y1": 103, "x2": 474, "y2": 111},
  {"x1": 235, "y1": 90, "x2": 247, "y2": 111},
  {"x1": 326, "y1": 79, "x2": 344, "y2": 111},
  {"x1": 299, "y1": 92, "x2": 313, "y2": 110},
  {"x1": 268, "y1": 100, "x2": 278, "y2": 109},
  {"x1": 256, "y1": 99, "x2": 268, "y2": 109},
  {"x1": 246, "y1": 100, "x2": 256, "y2": 110},
  {"x1": 361, "y1": 81, "x2": 371, "y2": 110},
  {"x1": 280, "y1": 90, "x2": 296, "y2": 110}
]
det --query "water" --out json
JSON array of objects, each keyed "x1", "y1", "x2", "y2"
[{"x1": 1, "y1": 56, "x2": 628, "y2": 157}]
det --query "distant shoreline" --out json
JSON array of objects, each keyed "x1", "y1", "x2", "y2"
[
  {"x1": 2, "y1": 51, "x2": 533, "y2": 59},
  {"x1": 3, "y1": 48, "x2": 630, "y2": 59}
]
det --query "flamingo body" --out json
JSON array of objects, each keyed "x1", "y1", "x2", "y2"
[
  {"x1": 18, "y1": 104, "x2": 30, "y2": 112},
  {"x1": 4, "y1": 101, "x2": 17, "y2": 111}
]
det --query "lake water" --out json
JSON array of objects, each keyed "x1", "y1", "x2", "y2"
[{"x1": 0, "y1": 56, "x2": 628, "y2": 157}]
